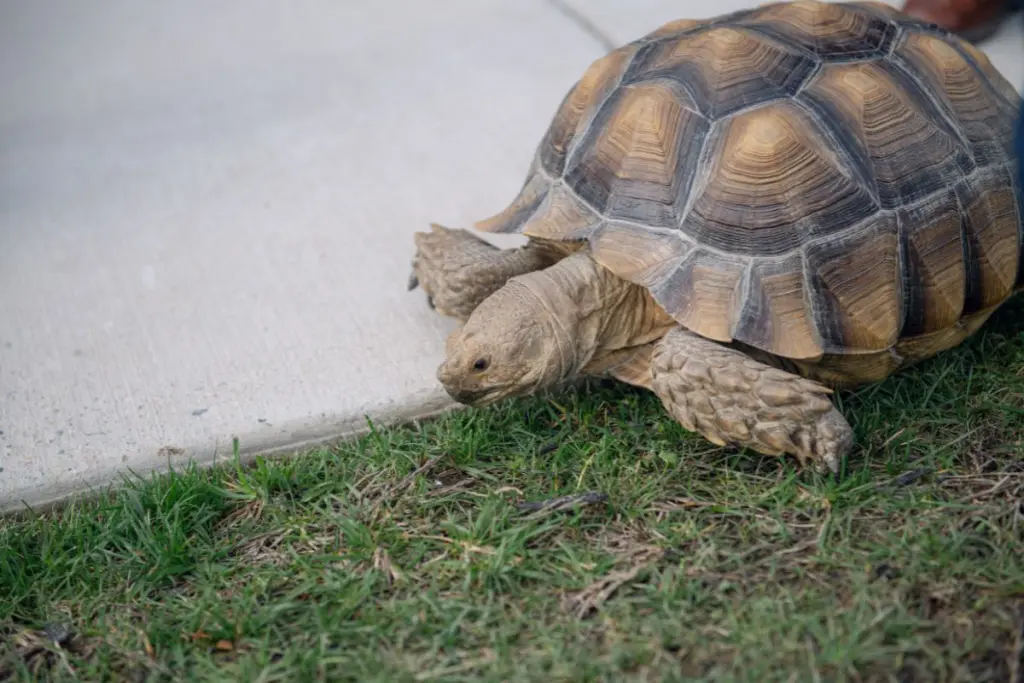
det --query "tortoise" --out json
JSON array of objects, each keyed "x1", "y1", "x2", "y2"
[{"x1": 409, "y1": 0, "x2": 1023, "y2": 473}]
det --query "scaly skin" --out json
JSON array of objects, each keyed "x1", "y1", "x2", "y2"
[
  {"x1": 424, "y1": 241, "x2": 854, "y2": 474},
  {"x1": 409, "y1": 224, "x2": 561, "y2": 322},
  {"x1": 650, "y1": 327, "x2": 854, "y2": 474}
]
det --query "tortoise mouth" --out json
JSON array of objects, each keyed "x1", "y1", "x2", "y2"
[{"x1": 446, "y1": 386, "x2": 506, "y2": 407}]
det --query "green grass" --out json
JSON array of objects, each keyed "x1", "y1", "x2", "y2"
[{"x1": 3, "y1": 301, "x2": 1024, "y2": 682}]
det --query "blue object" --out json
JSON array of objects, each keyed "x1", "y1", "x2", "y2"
[
  {"x1": 1016, "y1": 1, "x2": 1024, "y2": 222},
  {"x1": 1017, "y1": 99, "x2": 1023, "y2": 226},
  {"x1": 1018, "y1": 96, "x2": 1024, "y2": 173}
]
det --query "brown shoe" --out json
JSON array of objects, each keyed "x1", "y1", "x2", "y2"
[{"x1": 901, "y1": 0, "x2": 1012, "y2": 42}]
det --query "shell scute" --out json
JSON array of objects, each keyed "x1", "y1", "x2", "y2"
[
  {"x1": 682, "y1": 100, "x2": 877, "y2": 255},
  {"x1": 803, "y1": 214, "x2": 903, "y2": 353},
  {"x1": 894, "y1": 32, "x2": 1018, "y2": 165},
  {"x1": 624, "y1": 26, "x2": 817, "y2": 120},
  {"x1": 896, "y1": 190, "x2": 967, "y2": 336},
  {"x1": 798, "y1": 60, "x2": 974, "y2": 208},
  {"x1": 539, "y1": 44, "x2": 639, "y2": 177},
  {"x1": 649, "y1": 248, "x2": 747, "y2": 343},
  {"x1": 955, "y1": 167, "x2": 1021, "y2": 311},
  {"x1": 736, "y1": 0, "x2": 899, "y2": 61},
  {"x1": 563, "y1": 81, "x2": 709, "y2": 228},
  {"x1": 735, "y1": 252, "x2": 824, "y2": 360}
]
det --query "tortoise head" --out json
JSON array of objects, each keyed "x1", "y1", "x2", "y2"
[{"x1": 436, "y1": 280, "x2": 565, "y2": 407}]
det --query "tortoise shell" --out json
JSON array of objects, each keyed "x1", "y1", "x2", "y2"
[{"x1": 475, "y1": 0, "x2": 1022, "y2": 378}]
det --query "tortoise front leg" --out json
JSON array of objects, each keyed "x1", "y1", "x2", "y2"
[
  {"x1": 409, "y1": 224, "x2": 559, "y2": 322},
  {"x1": 650, "y1": 327, "x2": 853, "y2": 474}
]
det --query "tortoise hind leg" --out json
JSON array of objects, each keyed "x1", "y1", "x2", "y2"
[
  {"x1": 650, "y1": 327, "x2": 853, "y2": 474},
  {"x1": 409, "y1": 224, "x2": 560, "y2": 322}
]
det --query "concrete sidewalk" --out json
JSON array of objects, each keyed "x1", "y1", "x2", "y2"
[{"x1": 1, "y1": 0, "x2": 1022, "y2": 513}]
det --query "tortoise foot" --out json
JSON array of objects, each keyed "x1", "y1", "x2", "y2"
[
  {"x1": 409, "y1": 224, "x2": 558, "y2": 321},
  {"x1": 409, "y1": 224, "x2": 504, "y2": 321},
  {"x1": 650, "y1": 327, "x2": 854, "y2": 474}
]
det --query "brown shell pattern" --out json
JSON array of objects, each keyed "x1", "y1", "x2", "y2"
[{"x1": 475, "y1": 0, "x2": 1022, "y2": 361}]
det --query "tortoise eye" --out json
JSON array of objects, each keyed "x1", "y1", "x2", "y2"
[{"x1": 472, "y1": 358, "x2": 489, "y2": 372}]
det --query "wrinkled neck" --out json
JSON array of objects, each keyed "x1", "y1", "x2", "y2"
[{"x1": 509, "y1": 252, "x2": 673, "y2": 383}]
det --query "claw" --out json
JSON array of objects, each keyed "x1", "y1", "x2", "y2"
[
  {"x1": 824, "y1": 453, "x2": 840, "y2": 476},
  {"x1": 407, "y1": 272, "x2": 419, "y2": 291}
]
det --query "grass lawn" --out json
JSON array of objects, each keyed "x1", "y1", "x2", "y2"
[{"x1": 3, "y1": 301, "x2": 1024, "y2": 682}]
